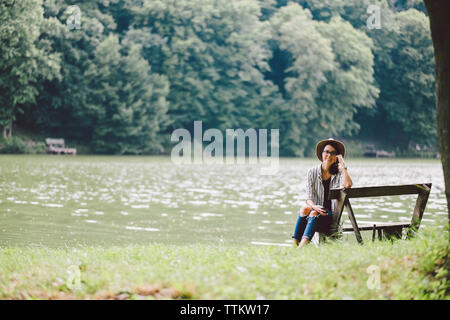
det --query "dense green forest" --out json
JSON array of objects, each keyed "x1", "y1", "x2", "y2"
[{"x1": 0, "y1": 0, "x2": 437, "y2": 156}]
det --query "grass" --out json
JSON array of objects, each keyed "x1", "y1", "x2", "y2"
[{"x1": 0, "y1": 227, "x2": 448, "y2": 300}]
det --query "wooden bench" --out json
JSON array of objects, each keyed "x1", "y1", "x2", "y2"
[
  {"x1": 327, "y1": 183, "x2": 432, "y2": 244},
  {"x1": 45, "y1": 138, "x2": 77, "y2": 155}
]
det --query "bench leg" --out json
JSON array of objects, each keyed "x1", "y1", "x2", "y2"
[
  {"x1": 377, "y1": 229, "x2": 382, "y2": 241},
  {"x1": 345, "y1": 199, "x2": 363, "y2": 244}
]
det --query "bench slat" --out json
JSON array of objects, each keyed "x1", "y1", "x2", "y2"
[
  {"x1": 329, "y1": 183, "x2": 431, "y2": 199},
  {"x1": 342, "y1": 222, "x2": 410, "y2": 232}
]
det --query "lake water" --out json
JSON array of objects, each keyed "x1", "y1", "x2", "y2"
[{"x1": 0, "y1": 155, "x2": 447, "y2": 247}]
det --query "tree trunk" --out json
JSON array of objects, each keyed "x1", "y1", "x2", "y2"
[
  {"x1": 2, "y1": 126, "x2": 6, "y2": 139},
  {"x1": 424, "y1": 0, "x2": 450, "y2": 221},
  {"x1": 8, "y1": 120, "x2": 12, "y2": 137}
]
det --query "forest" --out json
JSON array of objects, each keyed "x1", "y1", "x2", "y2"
[{"x1": 0, "y1": 0, "x2": 437, "y2": 156}]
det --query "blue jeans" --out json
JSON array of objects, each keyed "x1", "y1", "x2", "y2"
[{"x1": 292, "y1": 209, "x2": 334, "y2": 240}]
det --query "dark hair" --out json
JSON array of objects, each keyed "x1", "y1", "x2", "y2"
[
  {"x1": 324, "y1": 143, "x2": 340, "y2": 175},
  {"x1": 329, "y1": 161, "x2": 339, "y2": 175}
]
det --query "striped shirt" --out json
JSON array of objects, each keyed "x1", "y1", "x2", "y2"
[{"x1": 306, "y1": 164, "x2": 344, "y2": 215}]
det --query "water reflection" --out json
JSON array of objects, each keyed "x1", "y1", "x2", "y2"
[{"x1": 0, "y1": 156, "x2": 447, "y2": 247}]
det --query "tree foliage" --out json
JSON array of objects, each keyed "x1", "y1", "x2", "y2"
[
  {"x1": 86, "y1": 35, "x2": 169, "y2": 154},
  {"x1": 266, "y1": 4, "x2": 378, "y2": 155},
  {"x1": 372, "y1": 10, "x2": 435, "y2": 146},
  {"x1": 128, "y1": 0, "x2": 281, "y2": 134},
  {"x1": 0, "y1": 0, "x2": 60, "y2": 137},
  {"x1": 296, "y1": 0, "x2": 436, "y2": 149},
  {"x1": 0, "y1": 0, "x2": 438, "y2": 154}
]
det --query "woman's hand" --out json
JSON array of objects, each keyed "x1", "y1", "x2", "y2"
[
  {"x1": 312, "y1": 205, "x2": 327, "y2": 215},
  {"x1": 336, "y1": 154, "x2": 346, "y2": 172}
]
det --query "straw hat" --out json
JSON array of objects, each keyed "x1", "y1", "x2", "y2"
[{"x1": 315, "y1": 138, "x2": 346, "y2": 161}]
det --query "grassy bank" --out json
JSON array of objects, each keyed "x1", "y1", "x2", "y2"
[
  {"x1": 0, "y1": 126, "x2": 90, "y2": 154},
  {"x1": 0, "y1": 126, "x2": 439, "y2": 158},
  {"x1": 0, "y1": 227, "x2": 448, "y2": 300}
]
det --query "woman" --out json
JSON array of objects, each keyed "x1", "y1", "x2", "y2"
[{"x1": 292, "y1": 138, "x2": 353, "y2": 248}]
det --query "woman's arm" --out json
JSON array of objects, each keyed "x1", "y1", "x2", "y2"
[
  {"x1": 337, "y1": 155, "x2": 352, "y2": 189},
  {"x1": 341, "y1": 167, "x2": 352, "y2": 189}
]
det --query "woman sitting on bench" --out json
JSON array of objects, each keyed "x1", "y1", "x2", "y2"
[{"x1": 292, "y1": 138, "x2": 353, "y2": 248}]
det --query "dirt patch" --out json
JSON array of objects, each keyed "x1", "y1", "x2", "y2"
[
  {"x1": 3, "y1": 283, "x2": 191, "y2": 300},
  {"x1": 94, "y1": 283, "x2": 185, "y2": 300}
]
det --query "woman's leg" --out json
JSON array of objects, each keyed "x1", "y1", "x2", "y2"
[
  {"x1": 301, "y1": 210, "x2": 334, "y2": 247},
  {"x1": 315, "y1": 209, "x2": 334, "y2": 236},
  {"x1": 292, "y1": 206, "x2": 311, "y2": 246},
  {"x1": 298, "y1": 211, "x2": 320, "y2": 248}
]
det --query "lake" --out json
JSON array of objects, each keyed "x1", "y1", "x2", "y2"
[{"x1": 0, "y1": 155, "x2": 447, "y2": 247}]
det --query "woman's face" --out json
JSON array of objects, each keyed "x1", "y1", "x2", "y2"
[{"x1": 322, "y1": 144, "x2": 337, "y2": 163}]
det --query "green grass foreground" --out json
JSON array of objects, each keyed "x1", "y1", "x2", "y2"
[{"x1": 0, "y1": 228, "x2": 448, "y2": 300}]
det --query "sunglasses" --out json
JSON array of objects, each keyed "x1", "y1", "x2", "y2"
[{"x1": 322, "y1": 150, "x2": 337, "y2": 156}]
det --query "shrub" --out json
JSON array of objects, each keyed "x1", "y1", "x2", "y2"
[{"x1": 0, "y1": 137, "x2": 45, "y2": 154}]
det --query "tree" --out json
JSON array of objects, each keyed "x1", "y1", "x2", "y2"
[
  {"x1": 28, "y1": 0, "x2": 117, "y2": 142},
  {"x1": 357, "y1": 9, "x2": 436, "y2": 148},
  {"x1": 85, "y1": 35, "x2": 169, "y2": 154},
  {"x1": 315, "y1": 17, "x2": 379, "y2": 138},
  {"x1": 129, "y1": 0, "x2": 281, "y2": 134},
  {"x1": 266, "y1": 4, "x2": 378, "y2": 156},
  {"x1": 0, "y1": 0, "x2": 60, "y2": 138},
  {"x1": 25, "y1": 1, "x2": 170, "y2": 154},
  {"x1": 423, "y1": 0, "x2": 450, "y2": 218},
  {"x1": 267, "y1": 3, "x2": 335, "y2": 155}
]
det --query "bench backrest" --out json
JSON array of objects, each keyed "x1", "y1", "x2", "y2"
[
  {"x1": 329, "y1": 183, "x2": 432, "y2": 232},
  {"x1": 45, "y1": 138, "x2": 65, "y2": 147}
]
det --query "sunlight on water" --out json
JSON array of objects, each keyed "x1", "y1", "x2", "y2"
[{"x1": 0, "y1": 155, "x2": 447, "y2": 247}]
